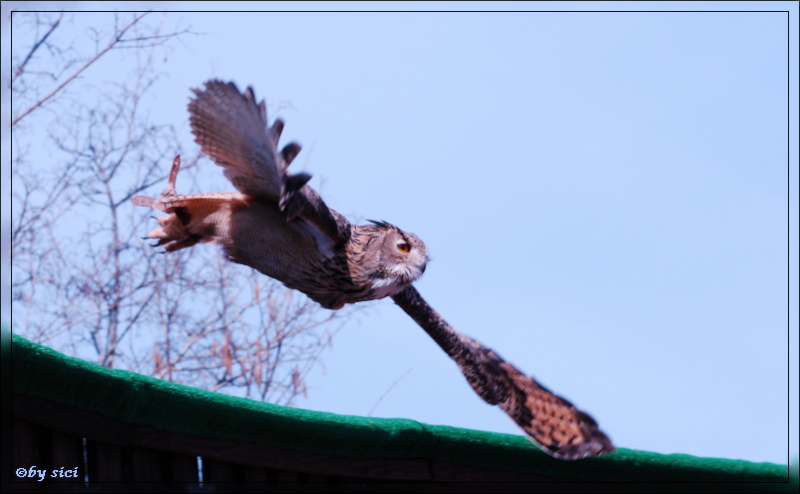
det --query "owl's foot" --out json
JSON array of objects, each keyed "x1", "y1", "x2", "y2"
[
  {"x1": 133, "y1": 155, "x2": 203, "y2": 252},
  {"x1": 146, "y1": 214, "x2": 202, "y2": 252}
]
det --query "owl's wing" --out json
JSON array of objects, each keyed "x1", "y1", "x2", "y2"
[
  {"x1": 188, "y1": 80, "x2": 349, "y2": 244},
  {"x1": 391, "y1": 285, "x2": 615, "y2": 460}
]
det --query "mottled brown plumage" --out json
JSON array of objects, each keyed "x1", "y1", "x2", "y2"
[
  {"x1": 133, "y1": 80, "x2": 615, "y2": 459},
  {"x1": 134, "y1": 81, "x2": 427, "y2": 310},
  {"x1": 392, "y1": 286, "x2": 614, "y2": 459}
]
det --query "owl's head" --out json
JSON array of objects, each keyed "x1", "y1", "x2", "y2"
[{"x1": 360, "y1": 220, "x2": 428, "y2": 298}]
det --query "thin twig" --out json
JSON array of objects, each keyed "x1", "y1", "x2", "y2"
[
  {"x1": 12, "y1": 12, "x2": 64, "y2": 83},
  {"x1": 367, "y1": 368, "x2": 413, "y2": 417},
  {"x1": 12, "y1": 12, "x2": 148, "y2": 127}
]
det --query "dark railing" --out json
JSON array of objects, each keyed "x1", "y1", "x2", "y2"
[{"x1": 9, "y1": 334, "x2": 788, "y2": 490}]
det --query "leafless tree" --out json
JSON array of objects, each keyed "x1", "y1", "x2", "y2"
[{"x1": 9, "y1": 11, "x2": 349, "y2": 405}]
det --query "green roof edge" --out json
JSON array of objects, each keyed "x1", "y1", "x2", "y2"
[{"x1": 10, "y1": 332, "x2": 788, "y2": 483}]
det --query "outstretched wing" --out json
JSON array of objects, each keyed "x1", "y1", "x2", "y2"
[
  {"x1": 391, "y1": 285, "x2": 615, "y2": 460},
  {"x1": 188, "y1": 79, "x2": 287, "y2": 199},
  {"x1": 188, "y1": 79, "x2": 349, "y2": 245}
]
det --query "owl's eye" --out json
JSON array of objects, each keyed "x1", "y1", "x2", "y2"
[{"x1": 397, "y1": 243, "x2": 411, "y2": 253}]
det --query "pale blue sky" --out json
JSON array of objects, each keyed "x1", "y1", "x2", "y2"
[{"x1": 4, "y1": 2, "x2": 797, "y2": 466}]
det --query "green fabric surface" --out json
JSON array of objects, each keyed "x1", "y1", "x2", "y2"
[{"x1": 10, "y1": 333, "x2": 788, "y2": 483}]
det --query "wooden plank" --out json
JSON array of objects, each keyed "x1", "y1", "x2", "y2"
[
  {"x1": 86, "y1": 440, "x2": 124, "y2": 482},
  {"x1": 202, "y1": 457, "x2": 243, "y2": 483},
  {"x1": 168, "y1": 452, "x2": 200, "y2": 483},
  {"x1": 11, "y1": 417, "x2": 43, "y2": 474},
  {"x1": 127, "y1": 445, "x2": 164, "y2": 483},
  {"x1": 241, "y1": 464, "x2": 269, "y2": 483},
  {"x1": 48, "y1": 429, "x2": 84, "y2": 482},
  {"x1": 13, "y1": 393, "x2": 560, "y2": 483}
]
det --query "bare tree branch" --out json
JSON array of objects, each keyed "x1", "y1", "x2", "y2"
[
  {"x1": 12, "y1": 11, "x2": 63, "y2": 83},
  {"x1": 12, "y1": 12, "x2": 193, "y2": 127},
  {"x1": 11, "y1": 12, "x2": 350, "y2": 405}
]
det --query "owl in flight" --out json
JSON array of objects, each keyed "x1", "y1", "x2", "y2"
[{"x1": 132, "y1": 80, "x2": 615, "y2": 460}]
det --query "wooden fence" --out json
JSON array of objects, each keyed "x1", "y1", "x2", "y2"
[{"x1": 9, "y1": 334, "x2": 788, "y2": 491}]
